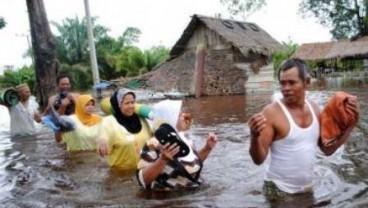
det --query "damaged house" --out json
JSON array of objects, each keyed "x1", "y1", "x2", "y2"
[{"x1": 133, "y1": 14, "x2": 282, "y2": 95}]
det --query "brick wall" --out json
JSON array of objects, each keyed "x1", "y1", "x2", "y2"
[{"x1": 145, "y1": 47, "x2": 270, "y2": 95}]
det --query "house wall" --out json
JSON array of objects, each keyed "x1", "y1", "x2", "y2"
[
  {"x1": 144, "y1": 24, "x2": 274, "y2": 95},
  {"x1": 200, "y1": 48, "x2": 246, "y2": 95},
  {"x1": 245, "y1": 63, "x2": 275, "y2": 93},
  {"x1": 146, "y1": 48, "x2": 246, "y2": 95},
  {"x1": 143, "y1": 50, "x2": 196, "y2": 92},
  {"x1": 232, "y1": 50, "x2": 274, "y2": 94}
]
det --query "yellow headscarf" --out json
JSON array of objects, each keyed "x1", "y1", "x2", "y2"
[{"x1": 75, "y1": 94, "x2": 102, "y2": 126}]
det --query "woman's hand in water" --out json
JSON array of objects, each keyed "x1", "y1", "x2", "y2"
[{"x1": 97, "y1": 138, "x2": 109, "y2": 156}]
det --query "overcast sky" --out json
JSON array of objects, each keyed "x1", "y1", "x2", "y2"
[{"x1": 0, "y1": 0, "x2": 332, "y2": 73}]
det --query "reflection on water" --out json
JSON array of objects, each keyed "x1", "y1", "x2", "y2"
[
  {"x1": 312, "y1": 76, "x2": 368, "y2": 90},
  {"x1": 0, "y1": 77, "x2": 367, "y2": 207}
]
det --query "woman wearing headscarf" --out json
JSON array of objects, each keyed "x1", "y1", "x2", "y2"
[
  {"x1": 97, "y1": 89, "x2": 153, "y2": 170},
  {"x1": 136, "y1": 100, "x2": 218, "y2": 190},
  {"x1": 55, "y1": 94, "x2": 102, "y2": 152}
]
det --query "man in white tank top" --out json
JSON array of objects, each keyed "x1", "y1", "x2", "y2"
[{"x1": 248, "y1": 58, "x2": 359, "y2": 199}]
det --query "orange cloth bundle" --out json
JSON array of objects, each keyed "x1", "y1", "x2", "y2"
[{"x1": 320, "y1": 91, "x2": 358, "y2": 146}]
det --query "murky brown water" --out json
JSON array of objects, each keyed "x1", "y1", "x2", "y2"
[{"x1": 0, "y1": 77, "x2": 367, "y2": 207}]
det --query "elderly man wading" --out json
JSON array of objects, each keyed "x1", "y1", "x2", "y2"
[{"x1": 8, "y1": 84, "x2": 42, "y2": 137}]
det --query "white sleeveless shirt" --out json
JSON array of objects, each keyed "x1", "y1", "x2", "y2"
[{"x1": 265, "y1": 99, "x2": 320, "y2": 194}]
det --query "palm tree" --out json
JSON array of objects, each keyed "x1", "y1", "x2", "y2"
[
  {"x1": 145, "y1": 46, "x2": 169, "y2": 71},
  {"x1": 51, "y1": 16, "x2": 109, "y2": 65},
  {"x1": 272, "y1": 40, "x2": 299, "y2": 71},
  {"x1": 116, "y1": 46, "x2": 169, "y2": 77}
]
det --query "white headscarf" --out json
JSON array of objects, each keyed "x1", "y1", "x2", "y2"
[
  {"x1": 152, "y1": 100, "x2": 182, "y2": 130},
  {"x1": 152, "y1": 99, "x2": 197, "y2": 162}
]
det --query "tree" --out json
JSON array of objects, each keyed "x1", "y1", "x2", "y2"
[
  {"x1": 115, "y1": 46, "x2": 169, "y2": 77},
  {"x1": 26, "y1": 0, "x2": 59, "y2": 109},
  {"x1": 116, "y1": 46, "x2": 145, "y2": 77},
  {"x1": 273, "y1": 40, "x2": 299, "y2": 71},
  {"x1": 220, "y1": 0, "x2": 266, "y2": 20},
  {"x1": 0, "y1": 17, "x2": 6, "y2": 29},
  {"x1": 300, "y1": 0, "x2": 368, "y2": 39},
  {"x1": 51, "y1": 18, "x2": 143, "y2": 81},
  {"x1": 119, "y1": 27, "x2": 141, "y2": 47},
  {"x1": 95, "y1": 27, "x2": 143, "y2": 79},
  {"x1": 0, "y1": 66, "x2": 35, "y2": 90},
  {"x1": 51, "y1": 16, "x2": 109, "y2": 65},
  {"x1": 58, "y1": 64, "x2": 93, "y2": 91},
  {"x1": 144, "y1": 46, "x2": 169, "y2": 71}
]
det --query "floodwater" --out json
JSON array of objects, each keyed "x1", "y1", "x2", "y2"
[{"x1": 0, "y1": 76, "x2": 367, "y2": 208}]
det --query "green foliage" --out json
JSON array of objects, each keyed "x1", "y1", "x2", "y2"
[
  {"x1": 339, "y1": 59, "x2": 364, "y2": 70},
  {"x1": 95, "y1": 28, "x2": 141, "y2": 79},
  {"x1": 95, "y1": 36, "x2": 124, "y2": 80},
  {"x1": 95, "y1": 27, "x2": 141, "y2": 57},
  {"x1": 115, "y1": 46, "x2": 169, "y2": 77},
  {"x1": 52, "y1": 17, "x2": 145, "y2": 82},
  {"x1": 119, "y1": 27, "x2": 141, "y2": 47},
  {"x1": 16, "y1": 15, "x2": 169, "y2": 92},
  {"x1": 116, "y1": 46, "x2": 145, "y2": 77},
  {"x1": 145, "y1": 46, "x2": 170, "y2": 71},
  {"x1": 51, "y1": 16, "x2": 109, "y2": 65},
  {"x1": 0, "y1": 17, "x2": 6, "y2": 29},
  {"x1": 96, "y1": 36, "x2": 122, "y2": 55},
  {"x1": 0, "y1": 65, "x2": 35, "y2": 92},
  {"x1": 59, "y1": 64, "x2": 93, "y2": 91},
  {"x1": 220, "y1": 0, "x2": 266, "y2": 20},
  {"x1": 272, "y1": 40, "x2": 299, "y2": 72},
  {"x1": 299, "y1": 0, "x2": 368, "y2": 39},
  {"x1": 51, "y1": 16, "x2": 108, "y2": 90}
]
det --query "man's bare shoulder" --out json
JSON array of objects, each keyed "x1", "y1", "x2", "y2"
[
  {"x1": 262, "y1": 101, "x2": 282, "y2": 120},
  {"x1": 307, "y1": 99, "x2": 321, "y2": 115},
  {"x1": 44, "y1": 94, "x2": 57, "y2": 112},
  {"x1": 262, "y1": 102, "x2": 280, "y2": 124},
  {"x1": 70, "y1": 92, "x2": 80, "y2": 96},
  {"x1": 70, "y1": 92, "x2": 80, "y2": 101},
  {"x1": 48, "y1": 94, "x2": 57, "y2": 102}
]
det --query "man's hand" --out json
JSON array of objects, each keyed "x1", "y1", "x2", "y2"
[
  {"x1": 345, "y1": 96, "x2": 360, "y2": 125},
  {"x1": 33, "y1": 112, "x2": 42, "y2": 123},
  {"x1": 320, "y1": 96, "x2": 360, "y2": 156},
  {"x1": 60, "y1": 97, "x2": 71, "y2": 107},
  {"x1": 248, "y1": 113, "x2": 267, "y2": 138}
]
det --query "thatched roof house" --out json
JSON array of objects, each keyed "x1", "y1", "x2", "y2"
[
  {"x1": 134, "y1": 14, "x2": 282, "y2": 95},
  {"x1": 292, "y1": 42, "x2": 334, "y2": 61},
  {"x1": 170, "y1": 14, "x2": 282, "y2": 59},
  {"x1": 294, "y1": 36, "x2": 368, "y2": 61}
]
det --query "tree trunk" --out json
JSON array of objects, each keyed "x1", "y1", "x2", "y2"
[{"x1": 26, "y1": 0, "x2": 59, "y2": 110}]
